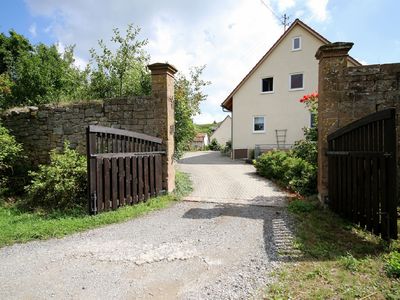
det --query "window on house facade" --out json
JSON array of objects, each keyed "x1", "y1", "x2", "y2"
[
  {"x1": 292, "y1": 37, "x2": 301, "y2": 51},
  {"x1": 261, "y1": 77, "x2": 273, "y2": 93},
  {"x1": 253, "y1": 116, "x2": 265, "y2": 133},
  {"x1": 290, "y1": 73, "x2": 304, "y2": 90}
]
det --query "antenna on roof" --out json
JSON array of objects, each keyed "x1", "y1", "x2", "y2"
[{"x1": 260, "y1": 0, "x2": 291, "y2": 31}]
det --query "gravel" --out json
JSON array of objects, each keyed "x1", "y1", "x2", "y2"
[{"x1": 0, "y1": 152, "x2": 297, "y2": 299}]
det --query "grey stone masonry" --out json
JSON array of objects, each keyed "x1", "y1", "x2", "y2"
[{"x1": 1, "y1": 63, "x2": 178, "y2": 192}]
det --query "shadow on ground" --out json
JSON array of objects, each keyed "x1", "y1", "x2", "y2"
[
  {"x1": 182, "y1": 200, "x2": 301, "y2": 262},
  {"x1": 178, "y1": 152, "x2": 244, "y2": 165},
  {"x1": 182, "y1": 200, "x2": 388, "y2": 262}
]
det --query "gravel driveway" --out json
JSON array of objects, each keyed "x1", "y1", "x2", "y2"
[{"x1": 0, "y1": 151, "x2": 296, "y2": 299}]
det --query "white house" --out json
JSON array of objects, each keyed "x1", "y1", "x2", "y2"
[
  {"x1": 210, "y1": 115, "x2": 231, "y2": 147},
  {"x1": 221, "y1": 19, "x2": 360, "y2": 159}
]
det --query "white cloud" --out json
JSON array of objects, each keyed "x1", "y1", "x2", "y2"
[
  {"x1": 24, "y1": 0, "x2": 331, "y2": 120},
  {"x1": 29, "y1": 23, "x2": 37, "y2": 37},
  {"x1": 305, "y1": 0, "x2": 329, "y2": 21},
  {"x1": 277, "y1": 0, "x2": 296, "y2": 12}
]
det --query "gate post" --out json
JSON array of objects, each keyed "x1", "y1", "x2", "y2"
[
  {"x1": 148, "y1": 63, "x2": 177, "y2": 192},
  {"x1": 315, "y1": 42, "x2": 354, "y2": 203}
]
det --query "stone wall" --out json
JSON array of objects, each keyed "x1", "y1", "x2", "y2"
[
  {"x1": 1, "y1": 63, "x2": 177, "y2": 191},
  {"x1": 316, "y1": 42, "x2": 400, "y2": 201}
]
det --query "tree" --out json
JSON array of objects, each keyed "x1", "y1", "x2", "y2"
[
  {"x1": 10, "y1": 43, "x2": 85, "y2": 106},
  {"x1": 174, "y1": 66, "x2": 210, "y2": 158},
  {"x1": 0, "y1": 30, "x2": 33, "y2": 75},
  {"x1": 88, "y1": 24, "x2": 151, "y2": 99}
]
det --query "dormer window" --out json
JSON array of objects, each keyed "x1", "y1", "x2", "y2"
[{"x1": 292, "y1": 37, "x2": 301, "y2": 51}]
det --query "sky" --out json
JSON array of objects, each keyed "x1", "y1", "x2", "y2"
[{"x1": 0, "y1": 0, "x2": 399, "y2": 124}]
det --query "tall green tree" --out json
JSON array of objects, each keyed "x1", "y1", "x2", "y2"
[
  {"x1": 174, "y1": 66, "x2": 210, "y2": 158},
  {"x1": 10, "y1": 43, "x2": 84, "y2": 106},
  {"x1": 88, "y1": 24, "x2": 151, "y2": 99},
  {"x1": 0, "y1": 30, "x2": 32, "y2": 76}
]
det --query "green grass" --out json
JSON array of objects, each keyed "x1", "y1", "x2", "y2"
[
  {"x1": 0, "y1": 171, "x2": 192, "y2": 248},
  {"x1": 265, "y1": 197, "x2": 400, "y2": 299}
]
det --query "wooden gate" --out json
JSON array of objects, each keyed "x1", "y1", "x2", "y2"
[
  {"x1": 327, "y1": 108, "x2": 397, "y2": 239},
  {"x1": 86, "y1": 125, "x2": 165, "y2": 214}
]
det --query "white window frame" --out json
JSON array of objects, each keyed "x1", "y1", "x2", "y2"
[
  {"x1": 292, "y1": 36, "x2": 301, "y2": 51},
  {"x1": 261, "y1": 77, "x2": 274, "y2": 94},
  {"x1": 253, "y1": 116, "x2": 265, "y2": 133},
  {"x1": 289, "y1": 72, "x2": 304, "y2": 91}
]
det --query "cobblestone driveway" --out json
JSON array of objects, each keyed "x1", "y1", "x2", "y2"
[{"x1": 178, "y1": 151, "x2": 288, "y2": 207}]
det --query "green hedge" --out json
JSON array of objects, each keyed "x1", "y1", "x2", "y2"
[{"x1": 254, "y1": 150, "x2": 317, "y2": 196}]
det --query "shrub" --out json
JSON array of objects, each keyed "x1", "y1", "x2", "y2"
[
  {"x1": 292, "y1": 139, "x2": 317, "y2": 165},
  {"x1": 0, "y1": 123, "x2": 24, "y2": 193},
  {"x1": 283, "y1": 156, "x2": 317, "y2": 195},
  {"x1": 208, "y1": 138, "x2": 221, "y2": 151},
  {"x1": 254, "y1": 151, "x2": 289, "y2": 181},
  {"x1": 25, "y1": 142, "x2": 87, "y2": 211},
  {"x1": 385, "y1": 251, "x2": 400, "y2": 278},
  {"x1": 254, "y1": 150, "x2": 317, "y2": 196},
  {"x1": 220, "y1": 140, "x2": 232, "y2": 156}
]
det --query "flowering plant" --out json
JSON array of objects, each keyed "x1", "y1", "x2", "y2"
[{"x1": 299, "y1": 92, "x2": 318, "y2": 114}]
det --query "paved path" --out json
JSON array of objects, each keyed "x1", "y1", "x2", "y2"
[
  {"x1": 0, "y1": 151, "x2": 295, "y2": 300},
  {"x1": 178, "y1": 151, "x2": 288, "y2": 207}
]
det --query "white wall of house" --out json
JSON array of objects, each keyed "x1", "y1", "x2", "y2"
[
  {"x1": 204, "y1": 134, "x2": 209, "y2": 146},
  {"x1": 232, "y1": 25, "x2": 323, "y2": 153},
  {"x1": 210, "y1": 115, "x2": 231, "y2": 146}
]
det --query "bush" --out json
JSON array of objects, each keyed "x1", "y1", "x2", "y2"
[
  {"x1": 292, "y1": 139, "x2": 317, "y2": 165},
  {"x1": 0, "y1": 123, "x2": 24, "y2": 193},
  {"x1": 254, "y1": 151, "x2": 289, "y2": 181},
  {"x1": 208, "y1": 138, "x2": 221, "y2": 151},
  {"x1": 25, "y1": 142, "x2": 87, "y2": 211},
  {"x1": 282, "y1": 156, "x2": 317, "y2": 195},
  {"x1": 385, "y1": 251, "x2": 400, "y2": 278},
  {"x1": 254, "y1": 150, "x2": 317, "y2": 196},
  {"x1": 220, "y1": 140, "x2": 232, "y2": 156}
]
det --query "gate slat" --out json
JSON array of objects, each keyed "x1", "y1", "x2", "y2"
[
  {"x1": 125, "y1": 157, "x2": 132, "y2": 205},
  {"x1": 96, "y1": 158, "x2": 103, "y2": 212},
  {"x1": 138, "y1": 157, "x2": 143, "y2": 202},
  {"x1": 143, "y1": 156, "x2": 149, "y2": 201},
  {"x1": 150, "y1": 155, "x2": 155, "y2": 196},
  {"x1": 155, "y1": 154, "x2": 162, "y2": 195},
  {"x1": 111, "y1": 157, "x2": 118, "y2": 209},
  {"x1": 132, "y1": 157, "x2": 138, "y2": 203},
  {"x1": 372, "y1": 157, "x2": 380, "y2": 234},
  {"x1": 118, "y1": 157, "x2": 125, "y2": 206},
  {"x1": 103, "y1": 158, "x2": 111, "y2": 211}
]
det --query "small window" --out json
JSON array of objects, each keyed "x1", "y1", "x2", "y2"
[
  {"x1": 261, "y1": 77, "x2": 273, "y2": 93},
  {"x1": 253, "y1": 116, "x2": 265, "y2": 133},
  {"x1": 310, "y1": 112, "x2": 317, "y2": 128},
  {"x1": 292, "y1": 37, "x2": 301, "y2": 51},
  {"x1": 290, "y1": 73, "x2": 304, "y2": 90}
]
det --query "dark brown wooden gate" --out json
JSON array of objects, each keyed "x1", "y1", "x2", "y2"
[
  {"x1": 327, "y1": 108, "x2": 397, "y2": 239},
  {"x1": 86, "y1": 125, "x2": 165, "y2": 214}
]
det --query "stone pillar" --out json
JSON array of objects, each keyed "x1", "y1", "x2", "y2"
[
  {"x1": 315, "y1": 42, "x2": 353, "y2": 202},
  {"x1": 148, "y1": 63, "x2": 177, "y2": 192}
]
